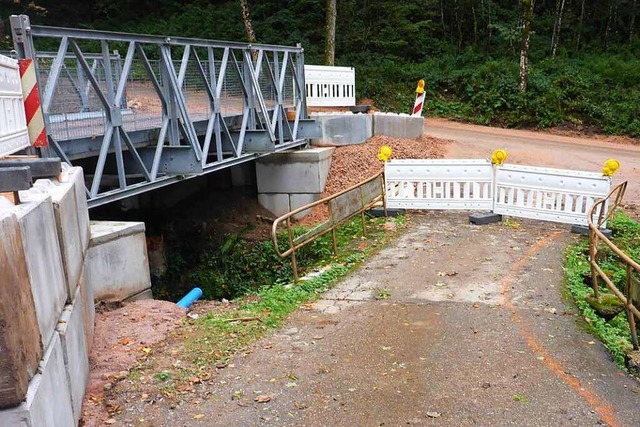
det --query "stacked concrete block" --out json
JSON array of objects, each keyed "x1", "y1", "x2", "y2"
[
  {"x1": 11, "y1": 195, "x2": 68, "y2": 351},
  {"x1": 0, "y1": 334, "x2": 75, "y2": 427},
  {"x1": 0, "y1": 213, "x2": 42, "y2": 409},
  {"x1": 310, "y1": 112, "x2": 373, "y2": 146},
  {"x1": 0, "y1": 165, "x2": 95, "y2": 426},
  {"x1": 256, "y1": 147, "x2": 334, "y2": 220},
  {"x1": 373, "y1": 112, "x2": 424, "y2": 139},
  {"x1": 57, "y1": 287, "x2": 89, "y2": 424},
  {"x1": 85, "y1": 221, "x2": 152, "y2": 302},
  {"x1": 31, "y1": 167, "x2": 90, "y2": 299}
]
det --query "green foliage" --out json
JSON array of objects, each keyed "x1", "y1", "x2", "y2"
[
  {"x1": 156, "y1": 215, "x2": 394, "y2": 302},
  {"x1": 2, "y1": 0, "x2": 638, "y2": 135},
  {"x1": 564, "y1": 211, "x2": 640, "y2": 369}
]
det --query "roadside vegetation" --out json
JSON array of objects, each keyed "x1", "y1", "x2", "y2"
[
  {"x1": 3, "y1": 1, "x2": 639, "y2": 137},
  {"x1": 564, "y1": 211, "x2": 640, "y2": 370}
]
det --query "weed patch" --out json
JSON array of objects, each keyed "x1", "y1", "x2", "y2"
[{"x1": 564, "y1": 211, "x2": 639, "y2": 369}]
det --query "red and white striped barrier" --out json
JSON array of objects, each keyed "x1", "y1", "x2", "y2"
[
  {"x1": 18, "y1": 59, "x2": 47, "y2": 147},
  {"x1": 411, "y1": 79, "x2": 426, "y2": 117}
]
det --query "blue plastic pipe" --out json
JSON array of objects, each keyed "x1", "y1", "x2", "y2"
[{"x1": 176, "y1": 287, "x2": 203, "y2": 309}]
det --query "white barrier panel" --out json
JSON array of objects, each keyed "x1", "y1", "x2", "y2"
[
  {"x1": 494, "y1": 164, "x2": 611, "y2": 226},
  {"x1": 304, "y1": 65, "x2": 355, "y2": 107},
  {"x1": 385, "y1": 159, "x2": 494, "y2": 210},
  {"x1": 0, "y1": 54, "x2": 29, "y2": 157}
]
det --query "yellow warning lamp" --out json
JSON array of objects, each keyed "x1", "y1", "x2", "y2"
[
  {"x1": 491, "y1": 149, "x2": 507, "y2": 166},
  {"x1": 378, "y1": 145, "x2": 393, "y2": 162},
  {"x1": 416, "y1": 79, "x2": 425, "y2": 94},
  {"x1": 602, "y1": 158, "x2": 620, "y2": 176}
]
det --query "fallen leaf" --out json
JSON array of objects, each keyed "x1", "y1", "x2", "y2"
[
  {"x1": 437, "y1": 271, "x2": 458, "y2": 277},
  {"x1": 193, "y1": 414, "x2": 205, "y2": 420},
  {"x1": 118, "y1": 337, "x2": 134, "y2": 346},
  {"x1": 255, "y1": 395, "x2": 272, "y2": 403},
  {"x1": 426, "y1": 411, "x2": 441, "y2": 418},
  {"x1": 105, "y1": 419, "x2": 116, "y2": 425}
]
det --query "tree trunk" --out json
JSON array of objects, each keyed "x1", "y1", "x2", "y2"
[
  {"x1": 576, "y1": 0, "x2": 585, "y2": 49},
  {"x1": 324, "y1": 0, "x2": 337, "y2": 65},
  {"x1": 630, "y1": 0, "x2": 637, "y2": 42},
  {"x1": 520, "y1": 0, "x2": 534, "y2": 93},
  {"x1": 472, "y1": 3, "x2": 478, "y2": 46},
  {"x1": 239, "y1": 0, "x2": 256, "y2": 44},
  {"x1": 440, "y1": 0, "x2": 447, "y2": 37},
  {"x1": 550, "y1": 0, "x2": 565, "y2": 58}
]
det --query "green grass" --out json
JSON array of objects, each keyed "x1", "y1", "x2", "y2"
[{"x1": 564, "y1": 211, "x2": 639, "y2": 369}]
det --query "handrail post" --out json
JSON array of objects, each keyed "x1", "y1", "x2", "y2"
[
  {"x1": 286, "y1": 217, "x2": 298, "y2": 283},
  {"x1": 327, "y1": 201, "x2": 338, "y2": 255},
  {"x1": 626, "y1": 264, "x2": 639, "y2": 350},
  {"x1": 590, "y1": 224, "x2": 600, "y2": 299}
]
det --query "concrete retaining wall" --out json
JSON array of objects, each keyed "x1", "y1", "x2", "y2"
[
  {"x1": 256, "y1": 147, "x2": 334, "y2": 219},
  {"x1": 373, "y1": 112, "x2": 423, "y2": 139},
  {"x1": 310, "y1": 113, "x2": 372, "y2": 146},
  {"x1": 0, "y1": 164, "x2": 142, "y2": 426},
  {"x1": 309, "y1": 111, "x2": 424, "y2": 147}
]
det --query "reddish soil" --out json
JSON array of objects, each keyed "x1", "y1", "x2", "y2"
[{"x1": 81, "y1": 301, "x2": 186, "y2": 426}]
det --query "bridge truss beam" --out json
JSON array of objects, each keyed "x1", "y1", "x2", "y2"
[{"x1": 10, "y1": 15, "x2": 317, "y2": 207}]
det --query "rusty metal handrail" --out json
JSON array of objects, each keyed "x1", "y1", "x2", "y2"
[
  {"x1": 587, "y1": 181, "x2": 640, "y2": 349},
  {"x1": 272, "y1": 171, "x2": 386, "y2": 282}
]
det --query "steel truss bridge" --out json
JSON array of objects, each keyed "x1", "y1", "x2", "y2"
[{"x1": 10, "y1": 15, "x2": 319, "y2": 207}]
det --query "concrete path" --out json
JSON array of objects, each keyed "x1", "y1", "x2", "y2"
[
  {"x1": 120, "y1": 213, "x2": 640, "y2": 426},
  {"x1": 424, "y1": 118, "x2": 640, "y2": 203}
]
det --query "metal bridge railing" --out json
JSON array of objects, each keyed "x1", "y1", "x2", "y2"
[
  {"x1": 10, "y1": 14, "x2": 313, "y2": 206},
  {"x1": 587, "y1": 181, "x2": 640, "y2": 349}
]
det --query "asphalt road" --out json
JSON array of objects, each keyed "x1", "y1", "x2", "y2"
[{"x1": 115, "y1": 213, "x2": 640, "y2": 427}]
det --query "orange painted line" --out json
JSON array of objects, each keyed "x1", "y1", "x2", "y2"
[{"x1": 501, "y1": 231, "x2": 619, "y2": 427}]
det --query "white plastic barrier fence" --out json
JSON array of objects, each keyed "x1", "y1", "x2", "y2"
[
  {"x1": 384, "y1": 159, "x2": 613, "y2": 226},
  {"x1": 304, "y1": 65, "x2": 355, "y2": 107},
  {"x1": 0, "y1": 54, "x2": 29, "y2": 157},
  {"x1": 385, "y1": 159, "x2": 494, "y2": 210},
  {"x1": 494, "y1": 164, "x2": 611, "y2": 226}
]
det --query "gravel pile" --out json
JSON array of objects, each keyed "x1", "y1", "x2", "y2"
[{"x1": 301, "y1": 134, "x2": 450, "y2": 224}]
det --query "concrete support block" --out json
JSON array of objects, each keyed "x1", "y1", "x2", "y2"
[
  {"x1": 373, "y1": 112, "x2": 423, "y2": 139},
  {"x1": 571, "y1": 225, "x2": 612, "y2": 238},
  {"x1": 258, "y1": 193, "x2": 290, "y2": 218},
  {"x1": 78, "y1": 266, "x2": 95, "y2": 353},
  {"x1": 290, "y1": 193, "x2": 321, "y2": 220},
  {"x1": 368, "y1": 207, "x2": 405, "y2": 218},
  {"x1": 65, "y1": 167, "x2": 90, "y2": 251},
  {"x1": 31, "y1": 171, "x2": 85, "y2": 299},
  {"x1": 86, "y1": 221, "x2": 152, "y2": 302},
  {"x1": 0, "y1": 334, "x2": 75, "y2": 427},
  {"x1": 310, "y1": 113, "x2": 373, "y2": 146},
  {"x1": 0, "y1": 213, "x2": 42, "y2": 409},
  {"x1": 57, "y1": 287, "x2": 89, "y2": 425},
  {"x1": 12, "y1": 195, "x2": 67, "y2": 351},
  {"x1": 255, "y1": 147, "x2": 334, "y2": 194},
  {"x1": 469, "y1": 212, "x2": 502, "y2": 225}
]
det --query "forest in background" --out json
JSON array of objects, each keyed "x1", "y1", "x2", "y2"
[{"x1": 1, "y1": 0, "x2": 639, "y2": 136}]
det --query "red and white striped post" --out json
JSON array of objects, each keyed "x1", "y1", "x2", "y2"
[
  {"x1": 411, "y1": 79, "x2": 426, "y2": 117},
  {"x1": 18, "y1": 59, "x2": 47, "y2": 148}
]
